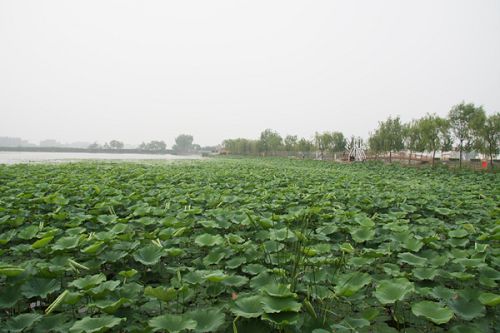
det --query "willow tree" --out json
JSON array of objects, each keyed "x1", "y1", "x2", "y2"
[
  {"x1": 373, "y1": 116, "x2": 405, "y2": 162},
  {"x1": 419, "y1": 114, "x2": 451, "y2": 166},
  {"x1": 448, "y1": 102, "x2": 485, "y2": 168},
  {"x1": 474, "y1": 112, "x2": 500, "y2": 169}
]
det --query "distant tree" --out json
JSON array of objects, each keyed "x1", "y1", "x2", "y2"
[
  {"x1": 138, "y1": 142, "x2": 147, "y2": 150},
  {"x1": 448, "y1": 102, "x2": 486, "y2": 168},
  {"x1": 173, "y1": 134, "x2": 194, "y2": 153},
  {"x1": 40, "y1": 139, "x2": 62, "y2": 147},
  {"x1": 368, "y1": 131, "x2": 384, "y2": 158},
  {"x1": 108, "y1": 140, "x2": 124, "y2": 149},
  {"x1": 259, "y1": 129, "x2": 283, "y2": 156},
  {"x1": 297, "y1": 138, "x2": 313, "y2": 157},
  {"x1": 314, "y1": 132, "x2": 333, "y2": 159},
  {"x1": 223, "y1": 138, "x2": 259, "y2": 155},
  {"x1": 373, "y1": 116, "x2": 405, "y2": 162},
  {"x1": 146, "y1": 140, "x2": 167, "y2": 151},
  {"x1": 403, "y1": 120, "x2": 423, "y2": 163},
  {"x1": 474, "y1": 112, "x2": 500, "y2": 169},
  {"x1": 419, "y1": 114, "x2": 451, "y2": 166},
  {"x1": 284, "y1": 135, "x2": 298, "y2": 155},
  {"x1": 330, "y1": 132, "x2": 347, "y2": 158},
  {"x1": 88, "y1": 142, "x2": 101, "y2": 149}
]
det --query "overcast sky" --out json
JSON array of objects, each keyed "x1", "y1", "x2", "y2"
[{"x1": 1, "y1": 0, "x2": 499, "y2": 146}]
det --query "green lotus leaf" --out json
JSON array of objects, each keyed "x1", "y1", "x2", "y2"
[
  {"x1": 18, "y1": 225, "x2": 39, "y2": 240},
  {"x1": 249, "y1": 272, "x2": 274, "y2": 289},
  {"x1": 109, "y1": 223, "x2": 128, "y2": 234},
  {"x1": 118, "y1": 269, "x2": 138, "y2": 279},
  {"x1": 230, "y1": 295, "x2": 265, "y2": 318},
  {"x1": 262, "y1": 312, "x2": 300, "y2": 326},
  {"x1": 449, "y1": 324, "x2": 483, "y2": 333},
  {"x1": 226, "y1": 256, "x2": 247, "y2": 269},
  {"x1": 194, "y1": 234, "x2": 224, "y2": 247},
  {"x1": 434, "y1": 207, "x2": 453, "y2": 216},
  {"x1": 204, "y1": 270, "x2": 227, "y2": 282},
  {"x1": 225, "y1": 233, "x2": 245, "y2": 244},
  {"x1": 6, "y1": 313, "x2": 42, "y2": 332},
  {"x1": 398, "y1": 252, "x2": 427, "y2": 266},
  {"x1": 260, "y1": 295, "x2": 301, "y2": 313},
  {"x1": 335, "y1": 272, "x2": 372, "y2": 297},
  {"x1": 81, "y1": 241, "x2": 104, "y2": 254},
  {"x1": 242, "y1": 264, "x2": 267, "y2": 275},
  {"x1": 478, "y1": 293, "x2": 500, "y2": 306},
  {"x1": 144, "y1": 286, "x2": 177, "y2": 302},
  {"x1": 261, "y1": 283, "x2": 296, "y2": 298},
  {"x1": 69, "y1": 274, "x2": 106, "y2": 290},
  {"x1": 402, "y1": 238, "x2": 424, "y2": 252},
  {"x1": 89, "y1": 280, "x2": 121, "y2": 295},
  {"x1": 449, "y1": 294, "x2": 485, "y2": 320},
  {"x1": 222, "y1": 275, "x2": 249, "y2": 287},
  {"x1": 183, "y1": 271, "x2": 204, "y2": 285},
  {"x1": 31, "y1": 235, "x2": 54, "y2": 249},
  {"x1": 0, "y1": 265, "x2": 25, "y2": 277},
  {"x1": 149, "y1": 313, "x2": 197, "y2": 332},
  {"x1": 448, "y1": 229, "x2": 468, "y2": 238},
  {"x1": 91, "y1": 298, "x2": 129, "y2": 314},
  {"x1": 52, "y1": 236, "x2": 80, "y2": 250},
  {"x1": 0, "y1": 286, "x2": 21, "y2": 308},
  {"x1": 133, "y1": 244, "x2": 165, "y2": 265},
  {"x1": 165, "y1": 247, "x2": 185, "y2": 257},
  {"x1": 336, "y1": 317, "x2": 370, "y2": 330},
  {"x1": 69, "y1": 315, "x2": 125, "y2": 333},
  {"x1": 34, "y1": 313, "x2": 71, "y2": 333},
  {"x1": 21, "y1": 277, "x2": 61, "y2": 298},
  {"x1": 411, "y1": 301, "x2": 453, "y2": 325},
  {"x1": 354, "y1": 215, "x2": 375, "y2": 227},
  {"x1": 339, "y1": 242, "x2": 355, "y2": 253},
  {"x1": 351, "y1": 226, "x2": 375, "y2": 243},
  {"x1": 412, "y1": 268, "x2": 438, "y2": 281},
  {"x1": 203, "y1": 250, "x2": 226, "y2": 265},
  {"x1": 187, "y1": 308, "x2": 225, "y2": 332},
  {"x1": 374, "y1": 278, "x2": 414, "y2": 304},
  {"x1": 97, "y1": 215, "x2": 117, "y2": 224}
]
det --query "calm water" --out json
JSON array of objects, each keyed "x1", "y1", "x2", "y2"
[{"x1": 0, "y1": 152, "x2": 202, "y2": 164}]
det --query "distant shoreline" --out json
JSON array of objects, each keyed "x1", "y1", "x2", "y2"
[{"x1": 0, "y1": 146, "x2": 179, "y2": 155}]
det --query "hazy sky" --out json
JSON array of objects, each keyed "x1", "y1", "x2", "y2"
[{"x1": 1, "y1": 1, "x2": 499, "y2": 146}]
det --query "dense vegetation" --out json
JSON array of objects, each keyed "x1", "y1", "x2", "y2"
[
  {"x1": 0, "y1": 159, "x2": 499, "y2": 332},
  {"x1": 223, "y1": 102, "x2": 499, "y2": 168}
]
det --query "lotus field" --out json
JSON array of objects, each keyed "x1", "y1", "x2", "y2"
[{"x1": 0, "y1": 159, "x2": 499, "y2": 332}]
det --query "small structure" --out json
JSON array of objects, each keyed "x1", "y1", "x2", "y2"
[{"x1": 347, "y1": 139, "x2": 366, "y2": 162}]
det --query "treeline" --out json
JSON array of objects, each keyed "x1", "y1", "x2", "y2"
[
  {"x1": 223, "y1": 102, "x2": 499, "y2": 167},
  {"x1": 87, "y1": 135, "x2": 204, "y2": 154}
]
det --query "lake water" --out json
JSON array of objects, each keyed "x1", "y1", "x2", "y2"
[{"x1": 0, "y1": 152, "x2": 202, "y2": 164}]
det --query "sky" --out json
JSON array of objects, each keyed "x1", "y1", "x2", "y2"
[{"x1": 1, "y1": 0, "x2": 499, "y2": 147}]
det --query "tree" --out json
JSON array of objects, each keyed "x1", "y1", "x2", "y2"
[
  {"x1": 88, "y1": 142, "x2": 101, "y2": 150},
  {"x1": 284, "y1": 135, "x2": 298, "y2": 155},
  {"x1": 314, "y1": 132, "x2": 333, "y2": 160},
  {"x1": 474, "y1": 112, "x2": 500, "y2": 169},
  {"x1": 448, "y1": 102, "x2": 486, "y2": 168},
  {"x1": 372, "y1": 116, "x2": 404, "y2": 162},
  {"x1": 297, "y1": 138, "x2": 313, "y2": 157},
  {"x1": 259, "y1": 129, "x2": 283, "y2": 156},
  {"x1": 403, "y1": 120, "x2": 424, "y2": 163},
  {"x1": 173, "y1": 134, "x2": 194, "y2": 153},
  {"x1": 419, "y1": 114, "x2": 451, "y2": 166},
  {"x1": 147, "y1": 140, "x2": 167, "y2": 151},
  {"x1": 330, "y1": 132, "x2": 347, "y2": 158},
  {"x1": 368, "y1": 131, "x2": 384, "y2": 158},
  {"x1": 108, "y1": 140, "x2": 124, "y2": 149}
]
